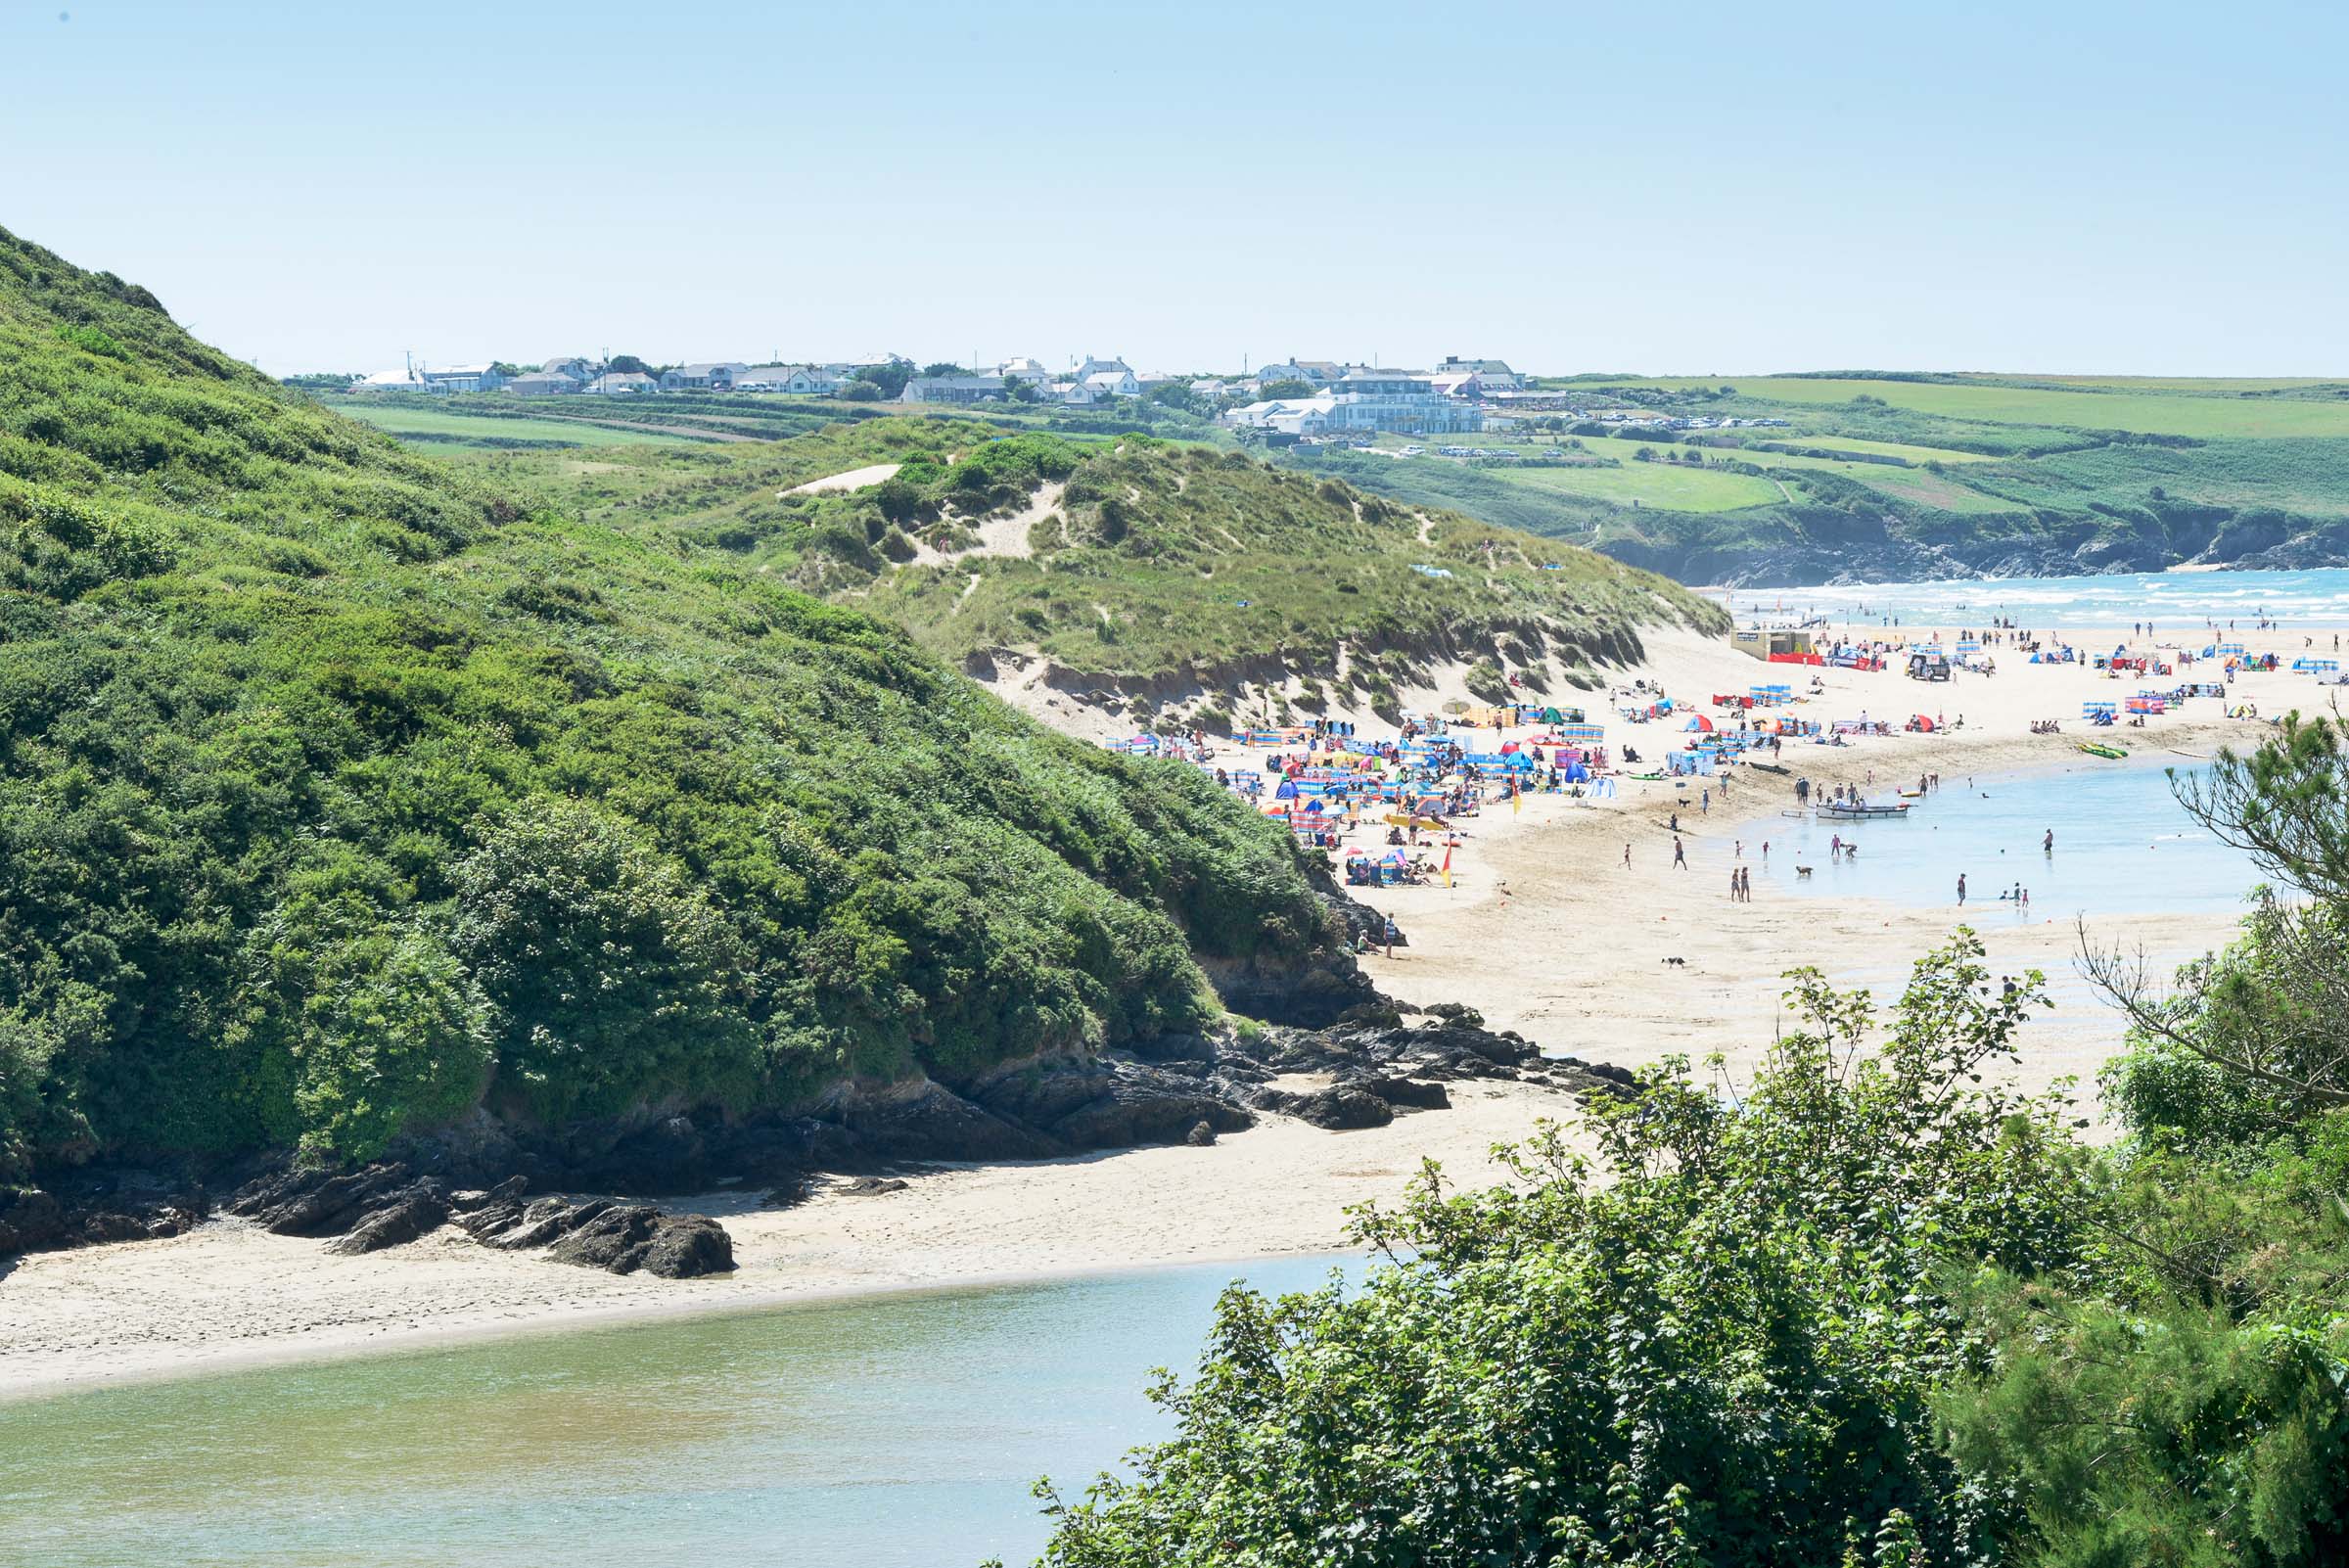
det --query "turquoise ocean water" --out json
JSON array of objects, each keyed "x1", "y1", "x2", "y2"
[{"x1": 1717, "y1": 566, "x2": 2349, "y2": 628}]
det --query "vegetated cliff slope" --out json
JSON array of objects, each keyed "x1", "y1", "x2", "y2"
[{"x1": 0, "y1": 226, "x2": 1350, "y2": 1176}]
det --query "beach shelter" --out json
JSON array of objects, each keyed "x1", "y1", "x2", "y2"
[
  {"x1": 1684, "y1": 714, "x2": 1714, "y2": 732},
  {"x1": 1910, "y1": 715, "x2": 1937, "y2": 732},
  {"x1": 1273, "y1": 777, "x2": 1300, "y2": 801}
]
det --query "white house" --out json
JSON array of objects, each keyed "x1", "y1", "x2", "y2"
[
  {"x1": 993, "y1": 355, "x2": 1054, "y2": 389},
  {"x1": 1074, "y1": 354, "x2": 1131, "y2": 381},
  {"x1": 1223, "y1": 395, "x2": 1339, "y2": 437},
  {"x1": 1079, "y1": 367, "x2": 1140, "y2": 398},
  {"x1": 1435, "y1": 356, "x2": 1521, "y2": 391},
  {"x1": 585, "y1": 371, "x2": 659, "y2": 395},
  {"x1": 348, "y1": 367, "x2": 427, "y2": 393},
  {"x1": 421, "y1": 363, "x2": 505, "y2": 393},
  {"x1": 902, "y1": 374, "x2": 1007, "y2": 404},
  {"x1": 661, "y1": 361, "x2": 749, "y2": 392}
]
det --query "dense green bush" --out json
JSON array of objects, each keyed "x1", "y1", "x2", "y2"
[{"x1": 0, "y1": 225, "x2": 1345, "y2": 1172}]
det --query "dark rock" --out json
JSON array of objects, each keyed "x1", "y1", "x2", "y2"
[
  {"x1": 545, "y1": 1205, "x2": 663, "y2": 1272},
  {"x1": 838, "y1": 1176, "x2": 907, "y2": 1196},
  {"x1": 1415, "y1": 1001, "x2": 1486, "y2": 1030},
  {"x1": 1295, "y1": 1085, "x2": 1395, "y2": 1130},
  {"x1": 1185, "y1": 1120, "x2": 1219, "y2": 1147},
  {"x1": 544, "y1": 1203, "x2": 734, "y2": 1277},
  {"x1": 1359, "y1": 1076, "x2": 1451, "y2": 1111},
  {"x1": 78, "y1": 1212, "x2": 153, "y2": 1245},
  {"x1": 845, "y1": 1081, "x2": 1064, "y2": 1163},
  {"x1": 0, "y1": 1187, "x2": 68, "y2": 1256},
  {"x1": 971, "y1": 1055, "x2": 1251, "y2": 1151},
  {"x1": 230, "y1": 1163, "x2": 420, "y2": 1238},
  {"x1": 1125, "y1": 1033, "x2": 1216, "y2": 1066},
  {"x1": 326, "y1": 1184, "x2": 450, "y2": 1255},
  {"x1": 639, "y1": 1215, "x2": 733, "y2": 1278}
]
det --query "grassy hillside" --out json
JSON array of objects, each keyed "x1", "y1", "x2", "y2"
[
  {"x1": 0, "y1": 226, "x2": 1347, "y2": 1175},
  {"x1": 1298, "y1": 373, "x2": 2349, "y2": 583},
  {"x1": 416, "y1": 416, "x2": 1724, "y2": 728}
]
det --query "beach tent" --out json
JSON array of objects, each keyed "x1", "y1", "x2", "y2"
[
  {"x1": 1273, "y1": 777, "x2": 1299, "y2": 800},
  {"x1": 1684, "y1": 715, "x2": 1714, "y2": 732},
  {"x1": 1910, "y1": 715, "x2": 1937, "y2": 732}
]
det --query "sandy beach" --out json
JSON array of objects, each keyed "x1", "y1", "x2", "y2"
[{"x1": 6, "y1": 614, "x2": 2340, "y2": 1402}]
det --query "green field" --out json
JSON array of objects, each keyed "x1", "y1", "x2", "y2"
[
  {"x1": 325, "y1": 398, "x2": 711, "y2": 447},
  {"x1": 1465, "y1": 458, "x2": 1784, "y2": 512},
  {"x1": 1611, "y1": 376, "x2": 2349, "y2": 439},
  {"x1": 1785, "y1": 434, "x2": 1998, "y2": 462}
]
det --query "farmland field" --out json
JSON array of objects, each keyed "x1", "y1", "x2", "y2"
[
  {"x1": 1782, "y1": 435, "x2": 1998, "y2": 463},
  {"x1": 1602, "y1": 377, "x2": 2349, "y2": 439},
  {"x1": 1496, "y1": 460, "x2": 1783, "y2": 512},
  {"x1": 324, "y1": 398, "x2": 712, "y2": 447}
]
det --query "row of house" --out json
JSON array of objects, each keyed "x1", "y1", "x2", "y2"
[
  {"x1": 897, "y1": 355, "x2": 1144, "y2": 407},
  {"x1": 348, "y1": 355, "x2": 889, "y2": 398},
  {"x1": 344, "y1": 349, "x2": 1529, "y2": 431}
]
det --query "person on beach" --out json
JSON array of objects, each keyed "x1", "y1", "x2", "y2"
[
  {"x1": 2044, "y1": 829, "x2": 2053, "y2": 853},
  {"x1": 1623, "y1": 842, "x2": 1632, "y2": 869},
  {"x1": 1728, "y1": 866, "x2": 1739, "y2": 900},
  {"x1": 1674, "y1": 837, "x2": 1687, "y2": 870},
  {"x1": 1958, "y1": 873, "x2": 1967, "y2": 905}
]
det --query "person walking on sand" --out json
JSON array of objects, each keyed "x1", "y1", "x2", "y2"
[
  {"x1": 1673, "y1": 837, "x2": 1687, "y2": 870},
  {"x1": 1623, "y1": 842, "x2": 1632, "y2": 869},
  {"x1": 1957, "y1": 873, "x2": 1967, "y2": 905},
  {"x1": 1728, "y1": 866, "x2": 1739, "y2": 900}
]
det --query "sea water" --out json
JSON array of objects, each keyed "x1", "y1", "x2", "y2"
[
  {"x1": 1716, "y1": 566, "x2": 2349, "y2": 629},
  {"x1": 0, "y1": 1254, "x2": 1349, "y2": 1568},
  {"x1": 1702, "y1": 760, "x2": 2266, "y2": 917}
]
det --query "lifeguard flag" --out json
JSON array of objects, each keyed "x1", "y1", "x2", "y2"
[
  {"x1": 1511, "y1": 785, "x2": 1522, "y2": 814},
  {"x1": 1440, "y1": 842, "x2": 1454, "y2": 888}
]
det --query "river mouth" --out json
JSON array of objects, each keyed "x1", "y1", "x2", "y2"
[{"x1": 0, "y1": 1253, "x2": 1356, "y2": 1568}]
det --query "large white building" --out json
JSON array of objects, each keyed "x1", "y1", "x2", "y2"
[{"x1": 1223, "y1": 368, "x2": 1481, "y2": 437}]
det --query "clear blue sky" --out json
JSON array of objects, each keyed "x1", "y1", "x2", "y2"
[{"x1": 4, "y1": 0, "x2": 2342, "y2": 376}]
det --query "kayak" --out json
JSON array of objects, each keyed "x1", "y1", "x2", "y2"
[
  {"x1": 1819, "y1": 802, "x2": 1911, "y2": 819},
  {"x1": 2077, "y1": 742, "x2": 2129, "y2": 760}
]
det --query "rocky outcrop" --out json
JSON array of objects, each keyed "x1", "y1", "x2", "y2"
[
  {"x1": 231, "y1": 1163, "x2": 449, "y2": 1243},
  {"x1": 214, "y1": 1165, "x2": 735, "y2": 1279},
  {"x1": 0, "y1": 1171, "x2": 209, "y2": 1258},
  {"x1": 448, "y1": 1185, "x2": 732, "y2": 1277}
]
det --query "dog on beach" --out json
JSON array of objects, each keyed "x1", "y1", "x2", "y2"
[{"x1": 1795, "y1": 865, "x2": 1814, "y2": 879}]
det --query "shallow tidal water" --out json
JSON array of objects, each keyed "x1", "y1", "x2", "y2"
[
  {"x1": 0, "y1": 1254, "x2": 1350, "y2": 1568},
  {"x1": 1695, "y1": 758, "x2": 2262, "y2": 917}
]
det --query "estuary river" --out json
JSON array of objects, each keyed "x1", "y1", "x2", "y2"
[{"x1": 0, "y1": 1255, "x2": 1349, "y2": 1568}]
